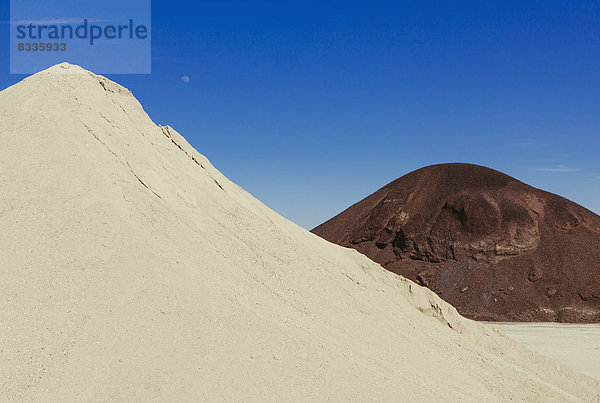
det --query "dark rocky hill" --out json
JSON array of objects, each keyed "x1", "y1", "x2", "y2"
[{"x1": 313, "y1": 163, "x2": 600, "y2": 322}]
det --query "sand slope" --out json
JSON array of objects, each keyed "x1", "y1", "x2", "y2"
[{"x1": 0, "y1": 63, "x2": 599, "y2": 401}]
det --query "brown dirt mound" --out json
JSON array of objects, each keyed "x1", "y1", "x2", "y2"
[{"x1": 313, "y1": 163, "x2": 600, "y2": 322}]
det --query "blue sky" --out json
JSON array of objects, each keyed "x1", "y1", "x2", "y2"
[{"x1": 1, "y1": 1, "x2": 599, "y2": 229}]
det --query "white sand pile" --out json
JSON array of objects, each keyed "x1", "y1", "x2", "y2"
[{"x1": 0, "y1": 63, "x2": 598, "y2": 401}]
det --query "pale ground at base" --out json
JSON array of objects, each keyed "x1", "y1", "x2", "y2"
[
  {"x1": 490, "y1": 322, "x2": 600, "y2": 380},
  {"x1": 1, "y1": 63, "x2": 599, "y2": 401}
]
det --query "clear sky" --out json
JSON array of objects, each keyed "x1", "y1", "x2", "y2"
[{"x1": 1, "y1": 1, "x2": 599, "y2": 229}]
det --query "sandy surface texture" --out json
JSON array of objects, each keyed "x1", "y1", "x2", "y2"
[
  {"x1": 1, "y1": 63, "x2": 599, "y2": 401},
  {"x1": 491, "y1": 323, "x2": 600, "y2": 380}
]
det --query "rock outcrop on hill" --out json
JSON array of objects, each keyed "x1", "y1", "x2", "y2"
[{"x1": 313, "y1": 163, "x2": 600, "y2": 322}]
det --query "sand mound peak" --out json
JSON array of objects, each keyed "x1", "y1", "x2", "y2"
[
  {"x1": 14, "y1": 62, "x2": 133, "y2": 102},
  {"x1": 35, "y1": 62, "x2": 89, "y2": 75},
  {"x1": 1, "y1": 72, "x2": 599, "y2": 400}
]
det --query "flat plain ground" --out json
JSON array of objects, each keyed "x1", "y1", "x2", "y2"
[{"x1": 489, "y1": 322, "x2": 600, "y2": 380}]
